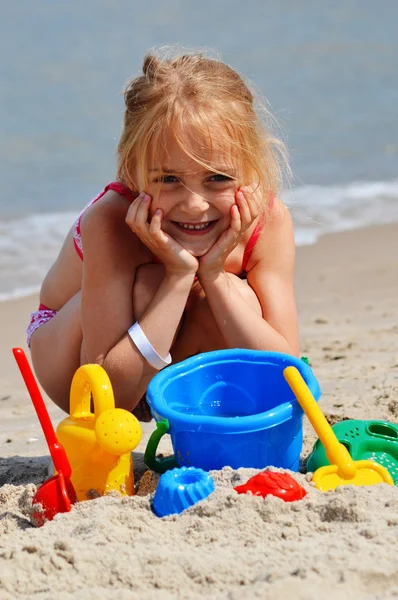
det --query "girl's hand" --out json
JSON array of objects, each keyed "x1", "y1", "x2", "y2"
[
  {"x1": 125, "y1": 193, "x2": 199, "y2": 275},
  {"x1": 198, "y1": 187, "x2": 259, "y2": 280}
]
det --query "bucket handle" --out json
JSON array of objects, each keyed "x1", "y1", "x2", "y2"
[{"x1": 144, "y1": 419, "x2": 179, "y2": 474}]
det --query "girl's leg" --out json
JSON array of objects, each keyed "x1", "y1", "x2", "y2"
[
  {"x1": 30, "y1": 292, "x2": 83, "y2": 413},
  {"x1": 30, "y1": 265, "x2": 168, "y2": 415}
]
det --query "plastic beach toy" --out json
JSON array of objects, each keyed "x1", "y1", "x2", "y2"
[
  {"x1": 56, "y1": 364, "x2": 142, "y2": 500},
  {"x1": 152, "y1": 467, "x2": 215, "y2": 517},
  {"x1": 145, "y1": 349, "x2": 321, "y2": 473},
  {"x1": 283, "y1": 366, "x2": 394, "y2": 491},
  {"x1": 13, "y1": 348, "x2": 78, "y2": 526},
  {"x1": 307, "y1": 419, "x2": 398, "y2": 484},
  {"x1": 234, "y1": 471, "x2": 306, "y2": 502}
]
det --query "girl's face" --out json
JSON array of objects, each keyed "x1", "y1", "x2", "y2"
[{"x1": 142, "y1": 134, "x2": 241, "y2": 256}]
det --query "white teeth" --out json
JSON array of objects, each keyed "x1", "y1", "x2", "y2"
[{"x1": 178, "y1": 222, "x2": 210, "y2": 230}]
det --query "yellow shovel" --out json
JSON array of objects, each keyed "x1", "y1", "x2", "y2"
[{"x1": 283, "y1": 366, "x2": 394, "y2": 491}]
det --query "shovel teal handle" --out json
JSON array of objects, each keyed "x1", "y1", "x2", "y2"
[{"x1": 144, "y1": 419, "x2": 179, "y2": 474}]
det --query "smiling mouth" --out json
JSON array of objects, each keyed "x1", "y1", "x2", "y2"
[{"x1": 172, "y1": 220, "x2": 217, "y2": 235}]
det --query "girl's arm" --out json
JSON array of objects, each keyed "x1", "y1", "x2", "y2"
[
  {"x1": 80, "y1": 193, "x2": 195, "y2": 410},
  {"x1": 199, "y1": 203, "x2": 299, "y2": 356}
]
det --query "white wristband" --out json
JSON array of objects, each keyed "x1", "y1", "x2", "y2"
[{"x1": 128, "y1": 322, "x2": 172, "y2": 371}]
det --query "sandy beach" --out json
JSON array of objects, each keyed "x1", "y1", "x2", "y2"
[{"x1": 1, "y1": 222, "x2": 398, "y2": 599}]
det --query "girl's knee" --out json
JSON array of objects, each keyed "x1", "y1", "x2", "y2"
[
  {"x1": 185, "y1": 275, "x2": 262, "y2": 325},
  {"x1": 182, "y1": 284, "x2": 222, "y2": 350},
  {"x1": 227, "y1": 274, "x2": 262, "y2": 315}
]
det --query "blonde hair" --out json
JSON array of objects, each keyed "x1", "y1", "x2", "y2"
[{"x1": 117, "y1": 49, "x2": 289, "y2": 210}]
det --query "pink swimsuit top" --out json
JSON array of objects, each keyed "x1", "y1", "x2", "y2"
[{"x1": 73, "y1": 181, "x2": 265, "y2": 273}]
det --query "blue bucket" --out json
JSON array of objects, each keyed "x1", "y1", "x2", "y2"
[{"x1": 145, "y1": 349, "x2": 321, "y2": 473}]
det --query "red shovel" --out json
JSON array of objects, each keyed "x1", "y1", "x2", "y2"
[{"x1": 12, "y1": 348, "x2": 78, "y2": 526}]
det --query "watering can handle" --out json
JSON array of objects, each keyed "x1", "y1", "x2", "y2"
[
  {"x1": 69, "y1": 364, "x2": 115, "y2": 418},
  {"x1": 144, "y1": 419, "x2": 179, "y2": 474}
]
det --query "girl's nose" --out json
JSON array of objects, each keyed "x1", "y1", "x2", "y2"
[{"x1": 179, "y1": 189, "x2": 210, "y2": 214}]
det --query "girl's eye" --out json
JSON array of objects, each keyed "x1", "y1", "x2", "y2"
[
  {"x1": 154, "y1": 175, "x2": 178, "y2": 184},
  {"x1": 209, "y1": 173, "x2": 234, "y2": 182}
]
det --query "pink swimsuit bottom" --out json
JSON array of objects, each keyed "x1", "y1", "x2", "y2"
[
  {"x1": 27, "y1": 181, "x2": 265, "y2": 347},
  {"x1": 26, "y1": 303, "x2": 58, "y2": 347}
]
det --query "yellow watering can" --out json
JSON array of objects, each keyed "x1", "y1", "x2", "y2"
[{"x1": 56, "y1": 364, "x2": 142, "y2": 501}]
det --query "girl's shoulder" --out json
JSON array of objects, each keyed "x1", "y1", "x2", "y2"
[
  {"x1": 82, "y1": 187, "x2": 132, "y2": 221},
  {"x1": 80, "y1": 182, "x2": 136, "y2": 221},
  {"x1": 246, "y1": 200, "x2": 295, "y2": 271},
  {"x1": 75, "y1": 184, "x2": 134, "y2": 256},
  {"x1": 79, "y1": 185, "x2": 150, "y2": 265}
]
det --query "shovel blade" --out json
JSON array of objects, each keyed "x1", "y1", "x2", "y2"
[
  {"x1": 31, "y1": 473, "x2": 78, "y2": 527},
  {"x1": 313, "y1": 460, "x2": 394, "y2": 492}
]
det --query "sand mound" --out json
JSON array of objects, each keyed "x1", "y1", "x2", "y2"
[{"x1": 1, "y1": 465, "x2": 398, "y2": 600}]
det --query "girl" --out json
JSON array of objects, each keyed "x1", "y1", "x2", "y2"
[{"x1": 27, "y1": 51, "x2": 299, "y2": 419}]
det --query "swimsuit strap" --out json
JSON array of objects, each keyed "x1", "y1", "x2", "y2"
[
  {"x1": 241, "y1": 213, "x2": 266, "y2": 273},
  {"x1": 106, "y1": 181, "x2": 137, "y2": 201}
]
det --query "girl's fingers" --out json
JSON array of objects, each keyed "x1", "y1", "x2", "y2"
[
  {"x1": 126, "y1": 192, "x2": 146, "y2": 229},
  {"x1": 149, "y1": 208, "x2": 172, "y2": 246},
  {"x1": 148, "y1": 208, "x2": 163, "y2": 235},
  {"x1": 230, "y1": 203, "x2": 242, "y2": 233},
  {"x1": 134, "y1": 194, "x2": 151, "y2": 230},
  {"x1": 244, "y1": 186, "x2": 260, "y2": 214},
  {"x1": 148, "y1": 210, "x2": 195, "y2": 267},
  {"x1": 235, "y1": 190, "x2": 252, "y2": 228},
  {"x1": 249, "y1": 190, "x2": 261, "y2": 220}
]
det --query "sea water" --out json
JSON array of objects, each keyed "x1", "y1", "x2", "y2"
[{"x1": 1, "y1": 0, "x2": 397, "y2": 300}]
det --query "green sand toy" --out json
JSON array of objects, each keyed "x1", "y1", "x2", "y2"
[{"x1": 307, "y1": 419, "x2": 398, "y2": 484}]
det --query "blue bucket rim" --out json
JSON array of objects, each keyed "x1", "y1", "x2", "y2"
[{"x1": 146, "y1": 349, "x2": 321, "y2": 434}]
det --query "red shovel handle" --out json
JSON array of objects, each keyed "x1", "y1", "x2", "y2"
[
  {"x1": 12, "y1": 347, "x2": 71, "y2": 477},
  {"x1": 49, "y1": 443, "x2": 72, "y2": 479},
  {"x1": 13, "y1": 348, "x2": 58, "y2": 446}
]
